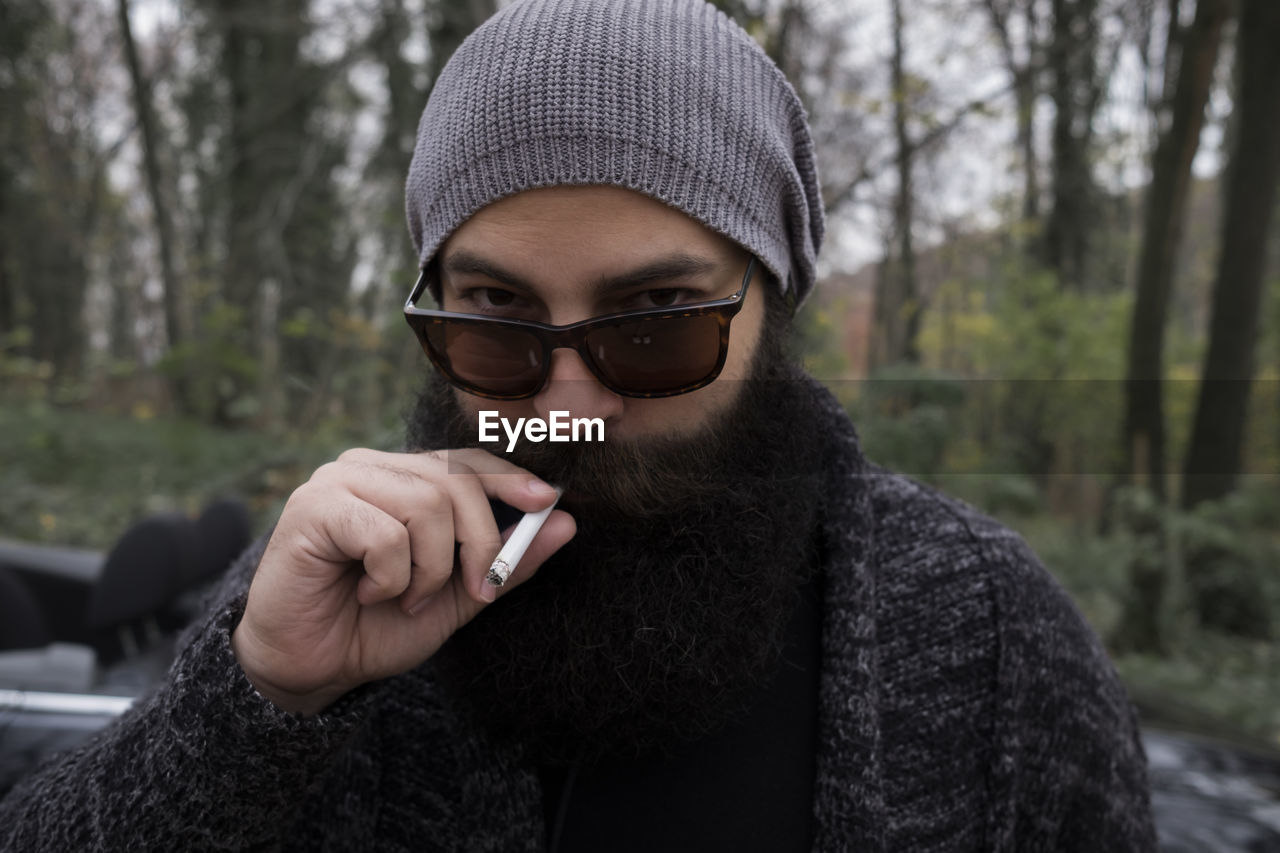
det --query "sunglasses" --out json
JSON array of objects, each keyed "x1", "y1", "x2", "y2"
[{"x1": 403, "y1": 258, "x2": 756, "y2": 400}]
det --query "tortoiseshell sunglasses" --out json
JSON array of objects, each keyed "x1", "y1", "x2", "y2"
[{"x1": 403, "y1": 258, "x2": 756, "y2": 400}]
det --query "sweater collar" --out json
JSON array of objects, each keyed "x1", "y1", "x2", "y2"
[{"x1": 805, "y1": 378, "x2": 886, "y2": 852}]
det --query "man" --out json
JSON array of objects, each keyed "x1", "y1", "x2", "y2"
[{"x1": 0, "y1": 0, "x2": 1155, "y2": 849}]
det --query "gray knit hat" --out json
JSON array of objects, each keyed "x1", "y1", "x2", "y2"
[{"x1": 405, "y1": 0, "x2": 824, "y2": 309}]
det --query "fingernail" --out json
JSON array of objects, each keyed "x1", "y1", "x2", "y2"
[
  {"x1": 479, "y1": 580, "x2": 497, "y2": 604},
  {"x1": 528, "y1": 479, "x2": 557, "y2": 498},
  {"x1": 405, "y1": 595, "x2": 428, "y2": 616}
]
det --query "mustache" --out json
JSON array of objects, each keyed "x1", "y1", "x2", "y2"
[
  {"x1": 498, "y1": 423, "x2": 733, "y2": 520},
  {"x1": 421, "y1": 379, "x2": 768, "y2": 521}
]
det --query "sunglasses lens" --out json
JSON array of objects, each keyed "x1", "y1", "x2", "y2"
[
  {"x1": 585, "y1": 314, "x2": 722, "y2": 394},
  {"x1": 422, "y1": 319, "x2": 544, "y2": 397}
]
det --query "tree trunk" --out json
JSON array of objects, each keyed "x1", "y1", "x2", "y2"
[
  {"x1": 0, "y1": 182, "x2": 11, "y2": 341},
  {"x1": 1181, "y1": 0, "x2": 1280, "y2": 509},
  {"x1": 1044, "y1": 0, "x2": 1100, "y2": 290},
  {"x1": 429, "y1": 0, "x2": 497, "y2": 85},
  {"x1": 982, "y1": 0, "x2": 1042, "y2": 223},
  {"x1": 1014, "y1": 68, "x2": 1040, "y2": 222},
  {"x1": 117, "y1": 0, "x2": 191, "y2": 411},
  {"x1": 890, "y1": 0, "x2": 919, "y2": 363},
  {"x1": 1121, "y1": 0, "x2": 1230, "y2": 502},
  {"x1": 869, "y1": 252, "x2": 898, "y2": 372},
  {"x1": 222, "y1": 0, "x2": 258, "y2": 322},
  {"x1": 373, "y1": 0, "x2": 421, "y2": 181}
]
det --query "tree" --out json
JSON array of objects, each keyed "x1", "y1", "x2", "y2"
[
  {"x1": 0, "y1": 0, "x2": 109, "y2": 387},
  {"x1": 182, "y1": 0, "x2": 359, "y2": 425},
  {"x1": 117, "y1": 0, "x2": 191, "y2": 411},
  {"x1": 1181, "y1": 0, "x2": 1280, "y2": 509},
  {"x1": 887, "y1": 0, "x2": 920, "y2": 364},
  {"x1": 982, "y1": 0, "x2": 1045, "y2": 223},
  {"x1": 428, "y1": 0, "x2": 499, "y2": 85},
  {"x1": 1121, "y1": 0, "x2": 1230, "y2": 503},
  {"x1": 1042, "y1": 0, "x2": 1117, "y2": 289}
]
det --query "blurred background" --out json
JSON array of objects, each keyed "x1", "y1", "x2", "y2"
[{"x1": 1, "y1": 0, "x2": 1279, "y2": 842}]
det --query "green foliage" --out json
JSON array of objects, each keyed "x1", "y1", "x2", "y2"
[
  {"x1": 967, "y1": 268, "x2": 1129, "y2": 379},
  {"x1": 158, "y1": 301, "x2": 261, "y2": 424},
  {"x1": 911, "y1": 264, "x2": 1131, "y2": 481},
  {"x1": 793, "y1": 302, "x2": 850, "y2": 382},
  {"x1": 1014, "y1": 497, "x2": 1280, "y2": 744},
  {"x1": 1102, "y1": 483, "x2": 1280, "y2": 647},
  {"x1": 846, "y1": 363, "x2": 967, "y2": 478},
  {"x1": 0, "y1": 403, "x2": 396, "y2": 550},
  {"x1": 846, "y1": 264, "x2": 1132, "y2": 487},
  {"x1": 1178, "y1": 487, "x2": 1280, "y2": 640},
  {"x1": 1115, "y1": 639, "x2": 1280, "y2": 747}
]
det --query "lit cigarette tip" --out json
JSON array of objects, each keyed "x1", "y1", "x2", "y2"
[
  {"x1": 485, "y1": 487, "x2": 562, "y2": 588},
  {"x1": 486, "y1": 559, "x2": 512, "y2": 588}
]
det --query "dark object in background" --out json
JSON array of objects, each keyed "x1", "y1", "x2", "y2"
[
  {"x1": 0, "y1": 499, "x2": 254, "y2": 797},
  {"x1": 0, "y1": 543, "x2": 98, "y2": 648},
  {"x1": 0, "y1": 499, "x2": 255, "y2": 665},
  {"x1": 0, "y1": 568, "x2": 52, "y2": 651},
  {"x1": 190, "y1": 499, "x2": 252, "y2": 589},
  {"x1": 86, "y1": 512, "x2": 200, "y2": 663},
  {"x1": 84, "y1": 500, "x2": 254, "y2": 663}
]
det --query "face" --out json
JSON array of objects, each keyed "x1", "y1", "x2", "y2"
[
  {"x1": 433, "y1": 185, "x2": 765, "y2": 443},
  {"x1": 410, "y1": 185, "x2": 826, "y2": 765}
]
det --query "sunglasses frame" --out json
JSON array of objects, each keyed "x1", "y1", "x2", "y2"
[{"x1": 404, "y1": 257, "x2": 757, "y2": 400}]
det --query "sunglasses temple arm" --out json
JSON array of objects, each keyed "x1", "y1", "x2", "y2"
[{"x1": 406, "y1": 271, "x2": 430, "y2": 308}]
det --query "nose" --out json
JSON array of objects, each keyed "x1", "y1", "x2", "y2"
[{"x1": 533, "y1": 348, "x2": 624, "y2": 424}]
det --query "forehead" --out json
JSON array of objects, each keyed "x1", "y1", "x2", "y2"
[{"x1": 439, "y1": 185, "x2": 741, "y2": 269}]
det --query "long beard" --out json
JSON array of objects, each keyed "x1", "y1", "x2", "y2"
[{"x1": 404, "y1": 331, "x2": 829, "y2": 766}]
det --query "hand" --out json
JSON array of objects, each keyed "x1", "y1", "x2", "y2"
[{"x1": 230, "y1": 448, "x2": 574, "y2": 715}]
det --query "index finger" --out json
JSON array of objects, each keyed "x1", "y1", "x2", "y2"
[{"x1": 417, "y1": 447, "x2": 561, "y2": 514}]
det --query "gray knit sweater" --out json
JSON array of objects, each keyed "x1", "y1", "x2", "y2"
[{"x1": 0, "y1": 383, "x2": 1156, "y2": 851}]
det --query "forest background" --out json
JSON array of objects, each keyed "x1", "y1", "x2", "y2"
[{"x1": 2, "y1": 0, "x2": 1279, "y2": 746}]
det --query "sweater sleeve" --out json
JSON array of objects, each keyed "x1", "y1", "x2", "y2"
[
  {"x1": 0, "y1": 539, "x2": 377, "y2": 852},
  {"x1": 983, "y1": 533, "x2": 1157, "y2": 852}
]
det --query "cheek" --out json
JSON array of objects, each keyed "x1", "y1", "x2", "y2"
[
  {"x1": 720, "y1": 284, "x2": 766, "y2": 383},
  {"x1": 457, "y1": 393, "x2": 539, "y2": 431}
]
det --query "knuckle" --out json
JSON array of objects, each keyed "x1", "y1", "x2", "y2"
[
  {"x1": 415, "y1": 558, "x2": 453, "y2": 589},
  {"x1": 282, "y1": 480, "x2": 322, "y2": 515},
  {"x1": 372, "y1": 514, "x2": 410, "y2": 553},
  {"x1": 336, "y1": 501, "x2": 394, "y2": 549},
  {"x1": 473, "y1": 532, "x2": 502, "y2": 558},
  {"x1": 371, "y1": 461, "x2": 421, "y2": 488},
  {"x1": 309, "y1": 460, "x2": 346, "y2": 485},
  {"x1": 337, "y1": 447, "x2": 369, "y2": 464},
  {"x1": 418, "y1": 448, "x2": 446, "y2": 464},
  {"x1": 447, "y1": 458, "x2": 476, "y2": 478},
  {"x1": 418, "y1": 481, "x2": 449, "y2": 514}
]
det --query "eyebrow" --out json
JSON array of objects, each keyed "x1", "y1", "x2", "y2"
[{"x1": 441, "y1": 250, "x2": 722, "y2": 295}]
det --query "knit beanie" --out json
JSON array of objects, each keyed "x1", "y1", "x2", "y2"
[{"x1": 404, "y1": 0, "x2": 825, "y2": 309}]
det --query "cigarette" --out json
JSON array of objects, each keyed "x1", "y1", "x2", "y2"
[{"x1": 486, "y1": 487, "x2": 563, "y2": 587}]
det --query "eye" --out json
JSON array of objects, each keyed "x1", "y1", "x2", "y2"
[
  {"x1": 479, "y1": 288, "x2": 514, "y2": 307},
  {"x1": 623, "y1": 287, "x2": 704, "y2": 311},
  {"x1": 458, "y1": 287, "x2": 521, "y2": 312},
  {"x1": 645, "y1": 288, "x2": 682, "y2": 307}
]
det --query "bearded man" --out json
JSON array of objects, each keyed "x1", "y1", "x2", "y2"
[{"x1": 0, "y1": 0, "x2": 1156, "y2": 850}]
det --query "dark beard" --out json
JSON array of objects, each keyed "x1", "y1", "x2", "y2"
[{"x1": 404, "y1": 327, "x2": 829, "y2": 766}]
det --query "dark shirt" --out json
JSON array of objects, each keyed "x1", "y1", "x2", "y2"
[{"x1": 540, "y1": 577, "x2": 822, "y2": 853}]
